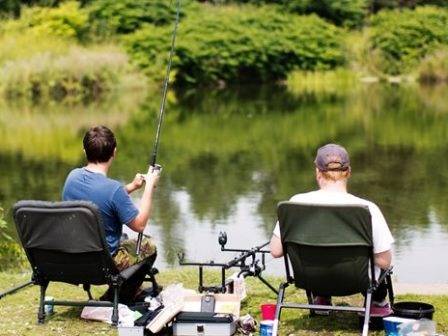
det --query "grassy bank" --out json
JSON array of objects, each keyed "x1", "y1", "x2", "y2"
[{"x1": 0, "y1": 269, "x2": 447, "y2": 335}]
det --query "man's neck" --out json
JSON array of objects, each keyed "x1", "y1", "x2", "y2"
[
  {"x1": 85, "y1": 162, "x2": 110, "y2": 176},
  {"x1": 318, "y1": 181, "x2": 348, "y2": 193}
]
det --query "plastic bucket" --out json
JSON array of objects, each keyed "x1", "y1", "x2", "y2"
[
  {"x1": 260, "y1": 304, "x2": 276, "y2": 320},
  {"x1": 392, "y1": 301, "x2": 435, "y2": 320},
  {"x1": 383, "y1": 316, "x2": 415, "y2": 336},
  {"x1": 259, "y1": 320, "x2": 274, "y2": 336}
]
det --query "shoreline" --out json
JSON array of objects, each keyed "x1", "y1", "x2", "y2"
[{"x1": 394, "y1": 283, "x2": 448, "y2": 295}]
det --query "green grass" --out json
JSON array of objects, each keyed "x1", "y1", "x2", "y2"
[{"x1": 1, "y1": 268, "x2": 447, "y2": 335}]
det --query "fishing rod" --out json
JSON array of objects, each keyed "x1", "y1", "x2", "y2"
[{"x1": 136, "y1": 0, "x2": 181, "y2": 256}]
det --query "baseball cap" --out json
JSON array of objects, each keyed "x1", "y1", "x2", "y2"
[{"x1": 314, "y1": 144, "x2": 350, "y2": 172}]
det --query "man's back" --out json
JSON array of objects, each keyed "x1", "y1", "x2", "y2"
[{"x1": 62, "y1": 167, "x2": 138, "y2": 254}]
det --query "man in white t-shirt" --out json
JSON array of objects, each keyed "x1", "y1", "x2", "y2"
[{"x1": 270, "y1": 144, "x2": 394, "y2": 313}]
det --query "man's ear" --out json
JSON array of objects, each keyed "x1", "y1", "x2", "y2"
[{"x1": 113, "y1": 147, "x2": 117, "y2": 158}]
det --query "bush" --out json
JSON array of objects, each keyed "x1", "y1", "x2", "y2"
[
  {"x1": 125, "y1": 5, "x2": 346, "y2": 85},
  {"x1": 0, "y1": 1, "x2": 88, "y2": 40},
  {"x1": 0, "y1": 0, "x2": 63, "y2": 17},
  {"x1": 0, "y1": 46, "x2": 140, "y2": 100},
  {"x1": 87, "y1": 0, "x2": 189, "y2": 36},
  {"x1": 418, "y1": 48, "x2": 448, "y2": 83},
  {"x1": 197, "y1": 0, "x2": 367, "y2": 28},
  {"x1": 368, "y1": 6, "x2": 448, "y2": 74},
  {"x1": 0, "y1": 207, "x2": 10, "y2": 240},
  {"x1": 286, "y1": 0, "x2": 368, "y2": 28},
  {"x1": 370, "y1": 0, "x2": 448, "y2": 13}
]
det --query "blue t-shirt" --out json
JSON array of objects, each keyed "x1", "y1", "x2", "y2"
[{"x1": 62, "y1": 168, "x2": 138, "y2": 255}]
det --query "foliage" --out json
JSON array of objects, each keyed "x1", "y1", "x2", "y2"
[
  {"x1": 370, "y1": 0, "x2": 448, "y2": 12},
  {"x1": 286, "y1": 0, "x2": 368, "y2": 28},
  {"x1": 0, "y1": 45, "x2": 142, "y2": 100},
  {"x1": 0, "y1": 207, "x2": 10, "y2": 240},
  {"x1": 286, "y1": 69, "x2": 358, "y2": 96},
  {"x1": 125, "y1": 5, "x2": 346, "y2": 85},
  {"x1": 368, "y1": 6, "x2": 448, "y2": 74},
  {"x1": 0, "y1": 1, "x2": 88, "y2": 40},
  {"x1": 86, "y1": 0, "x2": 190, "y2": 36},
  {"x1": 0, "y1": 1, "x2": 62, "y2": 18},
  {"x1": 197, "y1": 0, "x2": 368, "y2": 28},
  {"x1": 418, "y1": 48, "x2": 448, "y2": 83}
]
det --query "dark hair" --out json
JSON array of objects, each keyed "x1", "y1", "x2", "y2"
[{"x1": 83, "y1": 126, "x2": 117, "y2": 163}]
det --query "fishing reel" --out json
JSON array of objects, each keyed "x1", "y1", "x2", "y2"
[
  {"x1": 218, "y1": 231, "x2": 228, "y2": 248},
  {"x1": 151, "y1": 164, "x2": 162, "y2": 172}
]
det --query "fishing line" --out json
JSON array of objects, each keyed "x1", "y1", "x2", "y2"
[{"x1": 136, "y1": 0, "x2": 182, "y2": 255}]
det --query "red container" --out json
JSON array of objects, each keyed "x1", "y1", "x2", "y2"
[{"x1": 261, "y1": 303, "x2": 277, "y2": 320}]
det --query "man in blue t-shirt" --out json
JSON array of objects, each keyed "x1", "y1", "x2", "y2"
[{"x1": 62, "y1": 125, "x2": 160, "y2": 302}]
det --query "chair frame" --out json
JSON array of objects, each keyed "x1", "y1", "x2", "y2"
[
  {"x1": 35, "y1": 258, "x2": 159, "y2": 326},
  {"x1": 13, "y1": 200, "x2": 159, "y2": 326},
  {"x1": 272, "y1": 203, "x2": 394, "y2": 336}
]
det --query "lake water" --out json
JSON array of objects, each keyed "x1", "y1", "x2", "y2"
[{"x1": 1, "y1": 83, "x2": 447, "y2": 284}]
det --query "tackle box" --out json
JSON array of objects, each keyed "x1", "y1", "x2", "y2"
[{"x1": 173, "y1": 312, "x2": 236, "y2": 336}]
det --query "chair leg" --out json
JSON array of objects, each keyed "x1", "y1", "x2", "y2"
[
  {"x1": 272, "y1": 283, "x2": 286, "y2": 336},
  {"x1": 362, "y1": 291, "x2": 372, "y2": 336},
  {"x1": 37, "y1": 282, "x2": 48, "y2": 324},
  {"x1": 149, "y1": 268, "x2": 160, "y2": 295},
  {"x1": 111, "y1": 286, "x2": 119, "y2": 326},
  {"x1": 386, "y1": 274, "x2": 394, "y2": 306},
  {"x1": 306, "y1": 290, "x2": 315, "y2": 316},
  {"x1": 83, "y1": 284, "x2": 93, "y2": 300}
]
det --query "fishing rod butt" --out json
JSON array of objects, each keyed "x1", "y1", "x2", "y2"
[{"x1": 136, "y1": 233, "x2": 143, "y2": 255}]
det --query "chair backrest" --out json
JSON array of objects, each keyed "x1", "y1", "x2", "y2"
[
  {"x1": 277, "y1": 201, "x2": 374, "y2": 296},
  {"x1": 13, "y1": 200, "x2": 118, "y2": 285}
]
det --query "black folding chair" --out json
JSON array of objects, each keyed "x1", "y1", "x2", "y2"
[
  {"x1": 273, "y1": 202, "x2": 394, "y2": 336},
  {"x1": 13, "y1": 200, "x2": 159, "y2": 326}
]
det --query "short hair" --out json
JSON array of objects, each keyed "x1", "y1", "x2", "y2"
[
  {"x1": 320, "y1": 169, "x2": 350, "y2": 182},
  {"x1": 83, "y1": 126, "x2": 116, "y2": 163}
]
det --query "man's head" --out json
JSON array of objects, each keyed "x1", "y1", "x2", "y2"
[
  {"x1": 314, "y1": 143, "x2": 351, "y2": 184},
  {"x1": 83, "y1": 126, "x2": 117, "y2": 163}
]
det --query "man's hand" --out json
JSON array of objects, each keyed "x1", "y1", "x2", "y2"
[
  {"x1": 146, "y1": 165, "x2": 162, "y2": 189},
  {"x1": 125, "y1": 173, "x2": 146, "y2": 194},
  {"x1": 127, "y1": 165, "x2": 162, "y2": 233}
]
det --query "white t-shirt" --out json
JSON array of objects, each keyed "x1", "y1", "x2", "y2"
[{"x1": 273, "y1": 190, "x2": 394, "y2": 278}]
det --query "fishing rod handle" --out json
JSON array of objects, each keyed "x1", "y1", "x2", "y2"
[
  {"x1": 136, "y1": 164, "x2": 162, "y2": 255},
  {"x1": 136, "y1": 233, "x2": 143, "y2": 255}
]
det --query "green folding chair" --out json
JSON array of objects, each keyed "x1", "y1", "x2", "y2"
[
  {"x1": 13, "y1": 200, "x2": 159, "y2": 326},
  {"x1": 273, "y1": 202, "x2": 394, "y2": 336}
]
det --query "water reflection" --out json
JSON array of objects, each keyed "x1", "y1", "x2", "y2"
[{"x1": 1, "y1": 83, "x2": 447, "y2": 283}]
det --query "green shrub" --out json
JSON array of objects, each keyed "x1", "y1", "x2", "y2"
[
  {"x1": 0, "y1": 207, "x2": 10, "y2": 240},
  {"x1": 286, "y1": 0, "x2": 368, "y2": 28},
  {"x1": 0, "y1": 1, "x2": 88, "y2": 40},
  {"x1": 0, "y1": 46, "x2": 141, "y2": 100},
  {"x1": 87, "y1": 0, "x2": 189, "y2": 36},
  {"x1": 370, "y1": 0, "x2": 448, "y2": 12},
  {"x1": 197, "y1": 0, "x2": 367, "y2": 28},
  {"x1": 368, "y1": 6, "x2": 448, "y2": 74},
  {"x1": 125, "y1": 5, "x2": 346, "y2": 85},
  {"x1": 418, "y1": 48, "x2": 448, "y2": 83}
]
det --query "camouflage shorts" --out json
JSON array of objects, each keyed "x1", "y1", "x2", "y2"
[{"x1": 113, "y1": 236, "x2": 157, "y2": 271}]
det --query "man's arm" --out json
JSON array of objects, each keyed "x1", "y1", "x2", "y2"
[
  {"x1": 127, "y1": 167, "x2": 160, "y2": 233},
  {"x1": 270, "y1": 234, "x2": 283, "y2": 258},
  {"x1": 374, "y1": 249, "x2": 392, "y2": 269}
]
